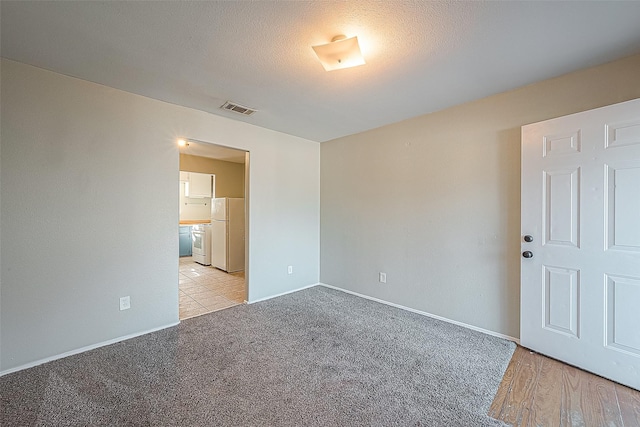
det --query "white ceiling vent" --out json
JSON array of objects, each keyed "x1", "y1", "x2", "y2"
[{"x1": 220, "y1": 101, "x2": 257, "y2": 116}]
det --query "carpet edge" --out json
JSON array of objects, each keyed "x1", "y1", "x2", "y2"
[{"x1": 319, "y1": 282, "x2": 520, "y2": 344}]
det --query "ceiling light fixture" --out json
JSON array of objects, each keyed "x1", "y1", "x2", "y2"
[
  {"x1": 177, "y1": 138, "x2": 189, "y2": 147},
  {"x1": 312, "y1": 35, "x2": 365, "y2": 71}
]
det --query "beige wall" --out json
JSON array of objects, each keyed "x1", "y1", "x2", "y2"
[
  {"x1": 1, "y1": 59, "x2": 320, "y2": 373},
  {"x1": 180, "y1": 154, "x2": 245, "y2": 198},
  {"x1": 320, "y1": 53, "x2": 640, "y2": 340}
]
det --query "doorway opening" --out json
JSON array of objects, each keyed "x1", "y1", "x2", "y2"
[{"x1": 177, "y1": 139, "x2": 249, "y2": 320}]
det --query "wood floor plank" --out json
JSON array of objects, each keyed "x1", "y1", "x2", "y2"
[
  {"x1": 490, "y1": 346, "x2": 636, "y2": 427},
  {"x1": 499, "y1": 347, "x2": 543, "y2": 426},
  {"x1": 617, "y1": 383, "x2": 640, "y2": 427},
  {"x1": 488, "y1": 345, "x2": 524, "y2": 419},
  {"x1": 587, "y1": 373, "x2": 623, "y2": 427},
  {"x1": 561, "y1": 364, "x2": 623, "y2": 427},
  {"x1": 560, "y1": 363, "x2": 584, "y2": 426},
  {"x1": 530, "y1": 355, "x2": 563, "y2": 426}
]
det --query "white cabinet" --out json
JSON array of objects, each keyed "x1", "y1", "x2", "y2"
[
  {"x1": 189, "y1": 173, "x2": 212, "y2": 198},
  {"x1": 180, "y1": 172, "x2": 212, "y2": 198}
]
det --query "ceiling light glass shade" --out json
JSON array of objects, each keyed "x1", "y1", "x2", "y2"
[{"x1": 312, "y1": 35, "x2": 365, "y2": 71}]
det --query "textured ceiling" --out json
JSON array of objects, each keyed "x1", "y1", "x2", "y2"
[{"x1": 2, "y1": 1, "x2": 640, "y2": 143}]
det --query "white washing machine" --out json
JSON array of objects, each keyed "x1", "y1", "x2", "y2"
[{"x1": 191, "y1": 224, "x2": 211, "y2": 265}]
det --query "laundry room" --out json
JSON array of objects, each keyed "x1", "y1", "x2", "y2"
[{"x1": 177, "y1": 141, "x2": 248, "y2": 320}]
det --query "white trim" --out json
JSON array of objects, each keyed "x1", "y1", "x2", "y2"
[
  {"x1": 320, "y1": 283, "x2": 520, "y2": 345},
  {"x1": 248, "y1": 283, "x2": 320, "y2": 304},
  {"x1": 1, "y1": 284, "x2": 519, "y2": 377},
  {"x1": 0, "y1": 321, "x2": 180, "y2": 377}
]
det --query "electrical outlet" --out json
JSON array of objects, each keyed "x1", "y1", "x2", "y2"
[
  {"x1": 120, "y1": 296, "x2": 131, "y2": 311},
  {"x1": 287, "y1": 265, "x2": 293, "y2": 275},
  {"x1": 379, "y1": 272, "x2": 387, "y2": 283}
]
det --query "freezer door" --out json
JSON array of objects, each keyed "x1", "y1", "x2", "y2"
[{"x1": 211, "y1": 198, "x2": 227, "y2": 221}]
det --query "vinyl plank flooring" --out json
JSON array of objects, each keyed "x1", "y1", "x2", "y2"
[
  {"x1": 617, "y1": 383, "x2": 640, "y2": 427},
  {"x1": 560, "y1": 363, "x2": 585, "y2": 426},
  {"x1": 561, "y1": 364, "x2": 622, "y2": 427},
  {"x1": 490, "y1": 346, "x2": 640, "y2": 427},
  {"x1": 489, "y1": 346, "x2": 525, "y2": 419},
  {"x1": 498, "y1": 347, "x2": 543, "y2": 426},
  {"x1": 586, "y1": 373, "x2": 623, "y2": 427},
  {"x1": 530, "y1": 355, "x2": 563, "y2": 426}
]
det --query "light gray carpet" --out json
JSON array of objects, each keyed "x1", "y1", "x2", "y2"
[{"x1": 1, "y1": 286, "x2": 515, "y2": 426}]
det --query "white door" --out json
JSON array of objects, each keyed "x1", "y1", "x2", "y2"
[{"x1": 521, "y1": 98, "x2": 640, "y2": 390}]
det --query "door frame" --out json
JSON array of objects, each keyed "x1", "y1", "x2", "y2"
[{"x1": 177, "y1": 138, "x2": 251, "y2": 307}]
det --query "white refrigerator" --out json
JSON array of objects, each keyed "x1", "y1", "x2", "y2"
[{"x1": 211, "y1": 197, "x2": 245, "y2": 273}]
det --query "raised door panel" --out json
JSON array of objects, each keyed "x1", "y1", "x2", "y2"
[
  {"x1": 605, "y1": 163, "x2": 640, "y2": 252},
  {"x1": 543, "y1": 168, "x2": 580, "y2": 248},
  {"x1": 543, "y1": 266, "x2": 580, "y2": 338},
  {"x1": 605, "y1": 119, "x2": 640, "y2": 149},
  {"x1": 543, "y1": 130, "x2": 581, "y2": 156},
  {"x1": 606, "y1": 274, "x2": 640, "y2": 357}
]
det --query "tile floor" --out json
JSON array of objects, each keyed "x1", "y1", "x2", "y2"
[{"x1": 179, "y1": 256, "x2": 246, "y2": 320}]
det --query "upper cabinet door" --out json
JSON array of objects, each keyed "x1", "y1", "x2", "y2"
[{"x1": 188, "y1": 172, "x2": 212, "y2": 198}]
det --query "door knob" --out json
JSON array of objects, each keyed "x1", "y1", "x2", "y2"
[
  {"x1": 522, "y1": 251, "x2": 533, "y2": 258},
  {"x1": 524, "y1": 235, "x2": 533, "y2": 242}
]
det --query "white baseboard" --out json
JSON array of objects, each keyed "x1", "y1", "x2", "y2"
[
  {"x1": 248, "y1": 282, "x2": 320, "y2": 304},
  {"x1": 0, "y1": 321, "x2": 180, "y2": 377},
  {"x1": 319, "y1": 283, "x2": 520, "y2": 345},
  {"x1": 2, "y1": 284, "x2": 519, "y2": 377}
]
